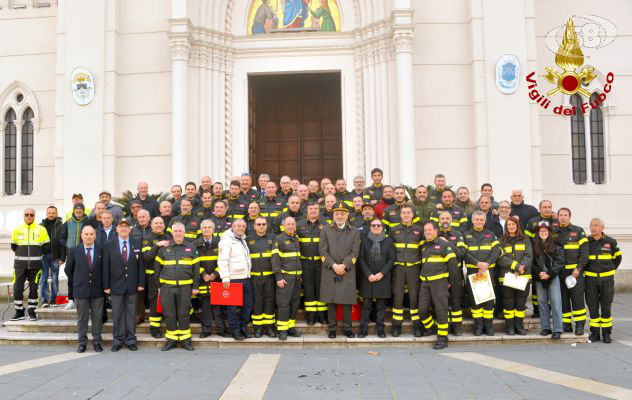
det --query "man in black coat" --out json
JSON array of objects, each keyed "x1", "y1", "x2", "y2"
[
  {"x1": 510, "y1": 189, "x2": 538, "y2": 226},
  {"x1": 103, "y1": 218, "x2": 145, "y2": 352},
  {"x1": 65, "y1": 225, "x2": 104, "y2": 353}
]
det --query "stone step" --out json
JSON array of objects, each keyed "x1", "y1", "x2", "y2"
[
  {"x1": 4, "y1": 318, "x2": 545, "y2": 335},
  {"x1": 0, "y1": 329, "x2": 588, "y2": 348}
]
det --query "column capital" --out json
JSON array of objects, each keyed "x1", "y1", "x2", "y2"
[
  {"x1": 169, "y1": 34, "x2": 191, "y2": 62},
  {"x1": 393, "y1": 29, "x2": 414, "y2": 54}
]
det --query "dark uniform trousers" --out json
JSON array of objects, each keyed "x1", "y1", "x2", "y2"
[
  {"x1": 200, "y1": 291, "x2": 228, "y2": 334},
  {"x1": 502, "y1": 283, "x2": 530, "y2": 321},
  {"x1": 145, "y1": 273, "x2": 160, "y2": 329},
  {"x1": 418, "y1": 278, "x2": 450, "y2": 337},
  {"x1": 161, "y1": 285, "x2": 192, "y2": 342},
  {"x1": 13, "y1": 268, "x2": 41, "y2": 311},
  {"x1": 392, "y1": 265, "x2": 421, "y2": 326},
  {"x1": 561, "y1": 272, "x2": 586, "y2": 325},
  {"x1": 302, "y1": 259, "x2": 326, "y2": 315},
  {"x1": 448, "y1": 266, "x2": 465, "y2": 325},
  {"x1": 276, "y1": 274, "x2": 301, "y2": 331},
  {"x1": 465, "y1": 268, "x2": 496, "y2": 321},
  {"x1": 227, "y1": 278, "x2": 254, "y2": 333},
  {"x1": 251, "y1": 274, "x2": 276, "y2": 327}
]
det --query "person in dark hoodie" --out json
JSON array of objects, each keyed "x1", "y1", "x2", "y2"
[
  {"x1": 40, "y1": 206, "x2": 63, "y2": 307},
  {"x1": 531, "y1": 222, "x2": 565, "y2": 340}
]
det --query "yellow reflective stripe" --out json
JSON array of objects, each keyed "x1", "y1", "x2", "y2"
[
  {"x1": 588, "y1": 254, "x2": 614, "y2": 260},
  {"x1": 584, "y1": 270, "x2": 615, "y2": 278},
  {"x1": 281, "y1": 269, "x2": 302, "y2": 275},
  {"x1": 524, "y1": 230, "x2": 535, "y2": 238},
  {"x1": 465, "y1": 263, "x2": 495, "y2": 269},
  {"x1": 564, "y1": 264, "x2": 578, "y2": 270},
  {"x1": 394, "y1": 260, "x2": 421, "y2": 267},
  {"x1": 145, "y1": 269, "x2": 155, "y2": 274},
  {"x1": 564, "y1": 244, "x2": 579, "y2": 250},
  {"x1": 394, "y1": 242, "x2": 420, "y2": 249},
  {"x1": 251, "y1": 271, "x2": 275, "y2": 276},
  {"x1": 577, "y1": 237, "x2": 588, "y2": 245},
  {"x1": 504, "y1": 246, "x2": 513, "y2": 254},
  {"x1": 614, "y1": 250, "x2": 622, "y2": 257},
  {"x1": 419, "y1": 272, "x2": 449, "y2": 281},
  {"x1": 298, "y1": 237, "x2": 320, "y2": 243},
  {"x1": 510, "y1": 260, "x2": 518, "y2": 270},
  {"x1": 142, "y1": 246, "x2": 152, "y2": 252},
  {"x1": 300, "y1": 255, "x2": 321, "y2": 260},
  {"x1": 251, "y1": 252, "x2": 272, "y2": 259},
  {"x1": 514, "y1": 244, "x2": 526, "y2": 251},
  {"x1": 159, "y1": 278, "x2": 194, "y2": 285},
  {"x1": 277, "y1": 252, "x2": 300, "y2": 258}
]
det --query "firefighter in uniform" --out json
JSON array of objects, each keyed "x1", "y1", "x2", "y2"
[
  {"x1": 155, "y1": 222, "x2": 200, "y2": 351},
  {"x1": 141, "y1": 216, "x2": 170, "y2": 338},
  {"x1": 463, "y1": 211, "x2": 502, "y2": 336},
  {"x1": 247, "y1": 217, "x2": 277, "y2": 337},
  {"x1": 523, "y1": 200, "x2": 558, "y2": 317},
  {"x1": 497, "y1": 216, "x2": 533, "y2": 336},
  {"x1": 193, "y1": 191, "x2": 215, "y2": 221},
  {"x1": 210, "y1": 200, "x2": 233, "y2": 243},
  {"x1": 226, "y1": 180, "x2": 247, "y2": 220},
  {"x1": 556, "y1": 207, "x2": 589, "y2": 335},
  {"x1": 272, "y1": 216, "x2": 302, "y2": 340},
  {"x1": 275, "y1": 195, "x2": 304, "y2": 233},
  {"x1": 419, "y1": 222, "x2": 458, "y2": 350},
  {"x1": 168, "y1": 198, "x2": 201, "y2": 241},
  {"x1": 413, "y1": 185, "x2": 436, "y2": 227},
  {"x1": 297, "y1": 202, "x2": 328, "y2": 325},
  {"x1": 10, "y1": 208, "x2": 50, "y2": 321},
  {"x1": 334, "y1": 178, "x2": 355, "y2": 209},
  {"x1": 585, "y1": 218, "x2": 622, "y2": 343},
  {"x1": 390, "y1": 205, "x2": 425, "y2": 337},
  {"x1": 194, "y1": 220, "x2": 227, "y2": 337},
  {"x1": 437, "y1": 211, "x2": 467, "y2": 336},
  {"x1": 350, "y1": 203, "x2": 375, "y2": 238},
  {"x1": 430, "y1": 190, "x2": 468, "y2": 232},
  {"x1": 320, "y1": 195, "x2": 336, "y2": 224},
  {"x1": 382, "y1": 186, "x2": 420, "y2": 231},
  {"x1": 259, "y1": 182, "x2": 286, "y2": 219}
]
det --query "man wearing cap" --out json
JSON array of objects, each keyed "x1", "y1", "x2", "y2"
[
  {"x1": 93, "y1": 191, "x2": 124, "y2": 224},
  {"x1": 320, "y1": 201, "x2": 361, "y2": 338},
  {"x1": 65, "y1": 193, "x2": 92, "y2": 221},
  {"x1": 103, "y1": 218, "x2": 145, "y2": 352},
  {"x1": 60, "y1": 202, "x2": 90, "y2": 310},
  {"x1": 350, "y1": 202, "x2": 374, "y2": 237}
]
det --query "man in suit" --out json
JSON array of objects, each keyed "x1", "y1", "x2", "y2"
[
  {"x1": 103, "y1": 218, "x2": 145, "y2": 352},
  {"x1": 65, "y1": 225, "x2": 104, "y2": 353}
]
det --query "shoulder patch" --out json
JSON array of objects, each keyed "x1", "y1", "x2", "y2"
[{"x1": 248, "y1": 240, "x2": 255, "y2": 245}]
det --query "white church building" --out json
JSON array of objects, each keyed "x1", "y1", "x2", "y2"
[{"x1": 0, "y1": 0, "x2": 630, "y2": 279}]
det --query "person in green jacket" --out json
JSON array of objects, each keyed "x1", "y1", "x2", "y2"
[{"x1": 310, "y1": 0, "x2": 336, "y2": 32}]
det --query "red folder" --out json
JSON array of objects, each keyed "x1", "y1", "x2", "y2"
[
  {"x1": 210, "y1": 282, "x2": 243, "y2": 306},
  {"x1": 156, "y1": 292, "x2": 162, "y2": 313}
]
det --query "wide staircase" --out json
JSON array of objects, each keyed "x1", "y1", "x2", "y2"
[{"x1": 1, "y1": 306, "x2": 588, "y2": 348}]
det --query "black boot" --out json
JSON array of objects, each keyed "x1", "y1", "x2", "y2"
[
  {"x1": 391, "y1": 324, "x2": 401, "y2": 337},
  {"x1": 216, "y1": 327, "x2": 228, "y2": 338},
  {"x1": 278, "y1": 331, "x2": 288, "y2": 341},
  {"x1": 563, "y1": 323, "x2": 573, "y2": 333},
  {"x1": 151, "y1": 328, "x2": 163, "y2": 339},
  {"x1": 474, "y1": 319, "x2": 484, "y2": 336},
  {"x1": 433, "y1": 336, "x2": 448, "y2": 350},
  {"x1": 161, "y1": 340, "x2": 177, "y2": 351},
  {"x1": 182, "y1": 339, "x2": 195, "y2": 351},
  {"x1": 413, "y1": 322, "x2": 423, "y2": 337},
  {"x1": 288, "y1": 328, "x2": 301, "y2": 337},
  {"x1": 241, "y1": 328, "x2": 252, "y2": 339},
  {"x1": 10, "y1": 309, "x2": 25, "y2": 321},
  {"x1": 358, "y1": 327, "x2": 368, "y2": 338},
  {"x1": 515, "y1": 318, "x2": 527, "y2": 335},
  {"x1": 451, "y1": 323, "x2": 462, "y2": 337},
  {"x1": 505, "y1": 319, "x2": 515, "y2": 336},
  {"x1": 588, "y1": 327, "x2": 600, "y2": 343},
  {"x1": 318, "y1": 311, "x2": 328, "y2": 325},
  {"x1": 484, "y1": 319, "x2": 495, "y2": 336},
  {"x1": 265, "y1": 325, "x2": 277, "y2": 338},
  {"x1": 306, "y1": 312, "x2": 316, "y2": 326},
  {"x1": 602, "y1": 328, "x2": 612, "y2": 344},
  {"x1": 575, "y1": 322, "x2": 585, "y2": 336},
  {"x1": 254, "y1": 327, "x2": 263, "y2": 338},
  {"x1": 377, "y1": 327, "x2": 386, "y2": 338}
]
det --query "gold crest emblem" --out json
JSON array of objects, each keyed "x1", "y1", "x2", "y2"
[{"x1": 544, "y1": 18, "x2": 596, "y2": 97}]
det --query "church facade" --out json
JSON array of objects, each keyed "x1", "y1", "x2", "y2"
[{"x1": 0, "y1": 0, "x2": 630, "y2": 275}]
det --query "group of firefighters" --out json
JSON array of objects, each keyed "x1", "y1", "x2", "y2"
[{"x1": 10, "y1": 169, "x2": 622, "y2": 351}]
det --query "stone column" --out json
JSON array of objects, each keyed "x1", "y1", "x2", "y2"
[
  {"x1": 393, "y1": 27, "x2": 416, "y2": 186},
  {"x1": 168, "y1": 15, "x2": 191, "y2": 186}
]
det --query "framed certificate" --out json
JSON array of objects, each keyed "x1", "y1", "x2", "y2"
[{"x1": 468, "y1": 270, "x2": 496, "y2": 305}]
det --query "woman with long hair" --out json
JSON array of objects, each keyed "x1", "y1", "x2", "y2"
[
  {"x1": 498, "y1": 217, "x2": 533, "y2": 335},
  {"x1": 532, "y1": 222, "x2": 565, "y2": 339}
]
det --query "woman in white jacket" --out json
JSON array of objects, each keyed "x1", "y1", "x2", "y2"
[{"x1": 217, "y1": 219, "x2": 253, "y2": 340}]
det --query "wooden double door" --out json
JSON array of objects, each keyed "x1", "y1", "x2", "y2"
[{"x1": 249, "y1": 73, "x2": 343, "y2": 183}]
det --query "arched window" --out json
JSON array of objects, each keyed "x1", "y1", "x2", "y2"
[
  {"x1": 589, "y1": 92, "x2": 605, "y2": 184},
  {"x1": 21, "y1": 107, "x2": 34, "y2": 194},
  {"x1": 570, "y1": 94, "x2": 586, "y2": 184},
  {"x1": 4, "y1": 109, "x2": 17, "y2": 195}
]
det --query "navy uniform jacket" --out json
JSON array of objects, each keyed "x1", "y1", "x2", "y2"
[
  {"x1": 65, "y1": 243, "x2": 104, "y2": 299},
  {"x1": 103, "y1": 238, "x2": 145, "y2": 295}
]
